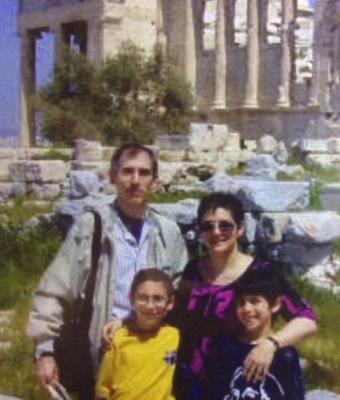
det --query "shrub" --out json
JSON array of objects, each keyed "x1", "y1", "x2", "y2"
[
  {"x1": 0, "y1": 199, "x2": 61, "y2": 309},
  {"x1": 36, "y1": 43, "x2": 193, "y2": 146},
  {"x1": 0, "y1": 221, "x2": 62, "y2": 309}
]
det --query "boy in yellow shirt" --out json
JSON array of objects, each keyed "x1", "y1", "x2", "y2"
[{"x1": 95, "y1": 268, "x2": 179, "y2": 400}]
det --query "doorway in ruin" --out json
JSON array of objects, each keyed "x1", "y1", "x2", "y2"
[{"x1": 27, "y1": 21, "x2": 88, "y2": 145}]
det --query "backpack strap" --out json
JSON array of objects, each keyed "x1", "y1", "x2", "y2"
[{"x1": 77, "y1": 210, "x2": 102, "y2": 329}]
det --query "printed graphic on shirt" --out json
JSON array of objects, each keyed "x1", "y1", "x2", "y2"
[
  {"x1": 164, "y1": 351, "x2": 177, "y2": 365},
  {"x1": 223, "y1": 367, "x2": 285, "y2": 400}
]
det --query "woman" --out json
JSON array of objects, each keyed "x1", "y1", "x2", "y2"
[{"x1": 173, "y1": 192, "x2": 317, "y2": 399}]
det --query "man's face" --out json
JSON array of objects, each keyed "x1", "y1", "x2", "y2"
[{"x1": 111, "y1": 150, "x2": 155, "y2": 209}]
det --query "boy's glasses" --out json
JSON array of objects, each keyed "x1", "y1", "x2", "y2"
[
  {"x1": 135, "y1": 295, "x2": 168, "y2": 307},
  {"x1": 199, "y1": 221, "x2": 236, "y2": 233}
]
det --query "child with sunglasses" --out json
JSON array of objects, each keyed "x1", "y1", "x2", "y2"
[{"x1": 95, "y1": 268, "x2": 179, "y2": 400}]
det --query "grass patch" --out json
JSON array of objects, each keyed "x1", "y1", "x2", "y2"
[
  {"x1": 291, "y1": 278, "x2": 340, "y2": 393},
  {"x1": 226, "y1": 163, "x2": 247, "y2": 176},
  {"x1": 0, "y1": 202, "x2": 65, "y2": 398},
  {"x1": 0, "y1": 223, "x2": 61, "y2": 309},
  {"x1": 276, "y1": 171, "x2": 295, "y2": 181},
  {"x1": 308, "y1": 180, "x2": 324, "y2": 211},
  {"x1": 0, "y1": 196, "x2": 54, "y2": 224},
  {"x1": 332, "y1": 239, "x2": 340, "y2": 257},
  {"x1": 306, "y1": 166, "x2": 340, "y2": 183},
  {"x1": 31, "y1": 148, "x2": 71, "y2": 162},
  {"x1": 149, "y1": 190, "x2": 204, "y2": 203},
  {"x1": 0, "y1": 200, "x2": 61, "y2": 309},
  {"x1": 0, "y1": 301, "x2": 52, "y2": 400}
]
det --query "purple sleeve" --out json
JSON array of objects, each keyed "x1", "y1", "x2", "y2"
[
  {"x1": 250, "y1": 259, "x2": 317, "y2": 321},
  {"x1": 280, "y1": 277, "x2": 317, "y2": 320}
]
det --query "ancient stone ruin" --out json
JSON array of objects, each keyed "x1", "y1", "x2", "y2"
[{"x1": 18, "y1": 0, "x2": 324, "y2": 147}]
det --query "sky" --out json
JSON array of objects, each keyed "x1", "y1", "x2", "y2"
[
  {"x1": 0, "y1": 0, "x2": 317, "y2": 141},
  {"x1": 0, "y1": 0, "x2": 20, "y2": 138},
  {"x1": 0, "y1": 0, "x2": 54, "y2": 141}
]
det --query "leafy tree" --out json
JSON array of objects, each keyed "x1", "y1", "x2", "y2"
[{"x1": 35, "y1": 43, "x2": 193, "y2": 146}]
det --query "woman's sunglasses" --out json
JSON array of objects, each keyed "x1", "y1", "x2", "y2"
[{"x1": 199, "y1": 221, "x2": 236, "y2": 233}]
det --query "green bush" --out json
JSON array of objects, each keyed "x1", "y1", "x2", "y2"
[
  {"x1": 0, "y1": 199, "x2": 62, "y2": 309},
  {"x1": 0, "y1": 221, "x2": 62, "y2": 309},
  {"x1": 36, "y1": 43, "x2": 193, "y2": 146}
]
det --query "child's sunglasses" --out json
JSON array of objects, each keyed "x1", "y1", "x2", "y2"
[{"x1": 199, "y1": 221, "x2": 236, "y2": 233}]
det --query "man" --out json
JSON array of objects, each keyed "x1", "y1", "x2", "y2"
[{"x1": 27, "y1": 143, "x2": 188, "y2": 398}]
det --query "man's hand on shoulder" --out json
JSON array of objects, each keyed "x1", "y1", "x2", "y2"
[{"x1": 102, "y1": 320, "x2": 122, "y2": 347}]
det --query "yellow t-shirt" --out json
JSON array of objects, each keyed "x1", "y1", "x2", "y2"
[{"x1": 96, "y1": 325, "x2": 180, "y2": 400}]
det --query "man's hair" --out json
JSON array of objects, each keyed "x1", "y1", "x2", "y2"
[
  {"x1": 197, "y1": 192, "x2": 245, "y2": 227},
  {"x1": 110, "y1": 143, "x2": 158, "y2": 178},
  {"x1": 234, "y1": 267, "x2": 281, "y2": 306},
  {"x1": 130, "y1": 268, "x2": 174, "y2": 299}
]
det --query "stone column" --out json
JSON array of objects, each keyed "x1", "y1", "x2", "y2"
[
  {"x1": 184, "y1": 0, "x2": 197, "y2": 99},
  {"x1": 213, "y1": 0, "x2": 227, "y2": 109},
  {"x1": 277, "y1": 0, "x2": 294, "y2": 107},
  {"x1": 19, "y1": 30, "x2": 35, "y2": 148},
  {"x1": 51, "y1": 22, "x2": 63, "y2": 65},
  {"x1": 156, "y1": 0, "x2": 167, "y2": 53},
  {"x1": 87, "y1": 18, "x2": 101, "y2": 64},
  {"x1": 259, "y1": 0, "x2": 269, "y2": 44},
  {"x1": 226, "y1": 0, "x2": 235, "y2": 46},
  {"x1": 244, "y1": 0, "x2": 260, "y2": 108}
]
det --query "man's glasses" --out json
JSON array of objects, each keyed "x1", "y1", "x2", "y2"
[{"x1": 199, "y1": 220, "x2": 236, "y2": 233}]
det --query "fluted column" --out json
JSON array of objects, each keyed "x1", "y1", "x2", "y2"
[
  {"x1": 277, "y1": 0, "x2": 294, "y2": 107},
  {"x1": 19, "y1": 30, "x2": 35, "y2": 148},
  {"x1": 184, "y1": 0, "x2": 196, "y2": 99},
  {"x1": 156, "y1": 0, "x2": 167, "y2": 53},
  {"x1": 259, "y1": 0, "x2": 269, "y2": 44},
  {"x1": 226, "y1": 0, "x2": 235, "y2": 46},
  {"x1": 213, "y1": 0, "x2": 227, "y2": 109},
  {"x1": 87, "y1": 18, "x2": 101, "y2": 64},
  {"x1": 244, "y1": 0, "x2": 260, "y2": 108},
  {"x1": 50, "y1": 23, "x2": 63, "y2": 65}
]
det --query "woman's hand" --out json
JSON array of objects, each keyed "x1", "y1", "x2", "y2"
[
  {"x1": 242, "y1": 337, "x2": 277, "y2": 382},
  {"x1": 102, "y1": 320, "x2": 122, "y2": 347}
]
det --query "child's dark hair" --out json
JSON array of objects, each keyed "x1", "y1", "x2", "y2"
[
  {"x1": 234, "y1": 267, "x2": 282, "y2": 306},
  {"x1": 197, "y1": 192, "x2": 244, "y2": 228},
  {"x1": 130, "y1": 268, "x2": 173, "y2": 299}
]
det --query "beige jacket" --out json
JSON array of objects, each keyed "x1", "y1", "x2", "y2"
[{"x1": 27, "y1": 203, "x2": 188, "y2": 367}]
